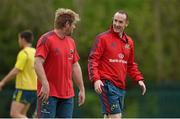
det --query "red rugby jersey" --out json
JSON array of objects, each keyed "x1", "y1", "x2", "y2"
[
  {"x1": 88, "y1": 27, "x2": 143, "y2": 90},
  {"x1": 35, "y1": 31, "x2": 80, "y2": 98}
]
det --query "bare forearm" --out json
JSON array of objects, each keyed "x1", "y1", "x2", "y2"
[
  {"x1": 34, "y1": 58, "x2": 48, "y2": 84},
  {"x1": 34, "y1": 57, "x2": 50, "y2": 101},
  {"x1": 1, "y1": 68, "x2": 19, "y2": 85},
  {"x1": 73, "y1": 63, "x2": 84, "y2": 91}
]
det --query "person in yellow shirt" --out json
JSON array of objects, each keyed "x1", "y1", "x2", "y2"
[{"x1": 0, "y1": 30, "x2": 37, "y2": 118}]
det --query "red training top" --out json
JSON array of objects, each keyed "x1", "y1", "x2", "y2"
[
  {"x1": 35, "y1": 31, "x2": 80, "y2": 98},
  {"x1": 88, "y1": 27, "x2": 143, "y2": 90}
]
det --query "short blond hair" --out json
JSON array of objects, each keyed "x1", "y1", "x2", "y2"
[{"x1": 54, "y1": 8, "x2": 80, "y2": 29}]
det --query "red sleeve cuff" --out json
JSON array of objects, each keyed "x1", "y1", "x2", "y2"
[{"x1": 135, "y1": 75, "x2": 144, "y2": 81}]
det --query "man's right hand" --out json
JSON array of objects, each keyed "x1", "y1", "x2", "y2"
[
  {"x1": 94, "y1": 80, "x2": 104, "y2": 94},
  {"x1": 38, "y1": 80, "x2": 50, "y2": 102}
]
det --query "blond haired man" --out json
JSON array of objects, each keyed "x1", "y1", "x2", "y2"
[{"x1": 35, "y1": 8, "x2": 85, "y2": 118}]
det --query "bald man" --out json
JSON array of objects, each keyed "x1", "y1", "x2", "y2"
[{"x1": 88, "y1": 10, "x2": 146, "y2": 118}]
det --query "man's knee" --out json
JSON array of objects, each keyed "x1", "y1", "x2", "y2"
[
  {"x1": 108, "y1": 113, "x2": 121, "y2": 119},
  {"x1": 10, "y1": 103, "x2": 27, "y2": 118},
  {"x1": 10, "y1": 111, "x2": 27, "y2": 118},
  {"x1": 10, "y1": 110, "x2": 19, "y2": 118}
]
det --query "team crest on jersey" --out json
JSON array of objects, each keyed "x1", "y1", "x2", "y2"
[
  {"x1": 68, "y1": 49, "x2": 74, "y2": 60},
  {"x1": 125, "y1": 44, "x2": 130, "y2": 49},
  {"x1": 70, "y1": 49, "x2": 74, "y2": 54}
]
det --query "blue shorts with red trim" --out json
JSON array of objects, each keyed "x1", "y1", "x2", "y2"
[{"x1": 99, "y1": 80, "x2": 126, "y2": 114}]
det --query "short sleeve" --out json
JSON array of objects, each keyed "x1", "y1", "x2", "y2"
[
  {"x1": 35, "y1": 36, "x2": 49, "y2": 60},
  {"x1": 72, "y1": 41, "x2": 80, "y2": 64},
  {"x1": 15, "y1": 51, "x2": 28, "y2": 70}
]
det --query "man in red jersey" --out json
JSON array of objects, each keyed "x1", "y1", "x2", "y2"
[
  {"x1": 34, "y1": 8, "x2": 85, "y2": 118},
  {"x1": 88, "y1": 10, "x2": 146, "y2": 118}
]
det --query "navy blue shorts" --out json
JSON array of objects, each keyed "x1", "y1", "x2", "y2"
[
  {"x1": 38, "y1": 96, "x2": 74, "y2": 118},
  {"x1": 12, "y1": 89, "x2": 37, "y2": 104},
  {"x1": 99, "y1": 80, "x2": 126, "y2": 114}
]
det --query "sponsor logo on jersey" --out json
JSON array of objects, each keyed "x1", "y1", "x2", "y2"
[{"x1": 109, "y1": 53, "x2": 127, "y2": 64}]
